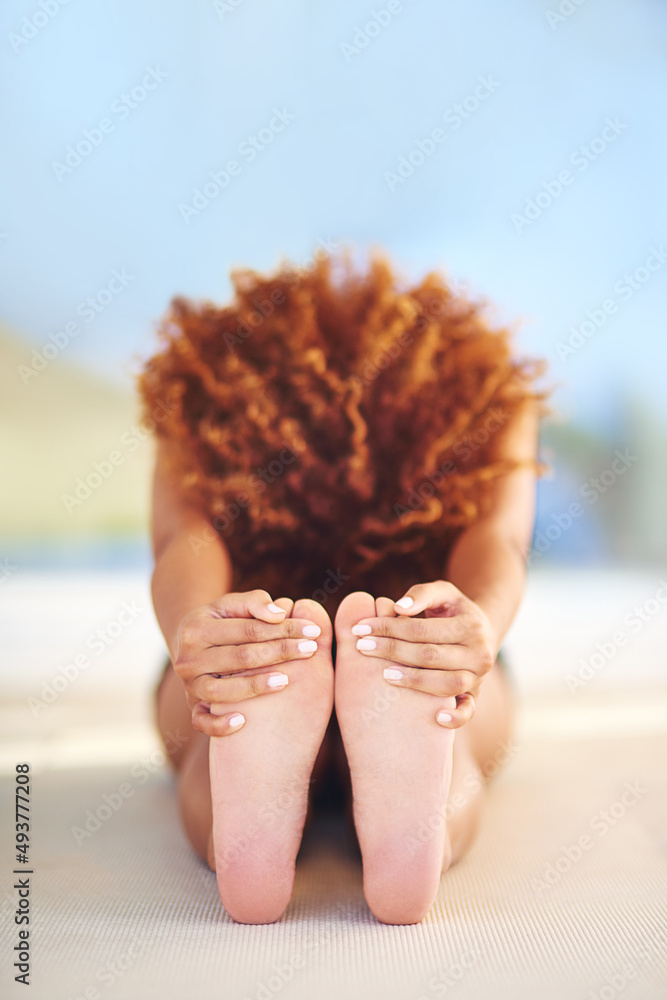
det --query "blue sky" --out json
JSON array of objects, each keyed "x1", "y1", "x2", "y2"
[{"x1": 1, "y1": 0, "x2": 666, "y2": 435}]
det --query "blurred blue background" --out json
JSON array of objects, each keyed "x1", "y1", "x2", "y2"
[{"x1": 1, "y1": 0, "x2": 666, "y2": 569}]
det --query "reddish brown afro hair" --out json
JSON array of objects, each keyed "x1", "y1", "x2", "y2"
[{"x1": 138, "y1": 249, "x2": 551, "y2": 603}]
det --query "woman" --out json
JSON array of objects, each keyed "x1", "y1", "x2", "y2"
[{"x1": 139, "y1": 249, "x2": 550, "y2": 925}]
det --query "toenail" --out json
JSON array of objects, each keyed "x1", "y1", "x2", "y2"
[
  {"x1": 383, "y1": 668, "x2": 402, "y2": 681},
  {"x1": 228, "y1": 714, "x2": 245, "y2": 728},
  {"x1": 437, "y1": 710, "x2": 453, "y2": 724},
  {"x1": 356, "y1": 638, "x2": 376, "y2": 651},
  {"x1": 302, "y1": 624, "x2": 321, "y2": 637},
  {"x1": 395, "y1": 596, "x2": 414, "y2": 609},
  {"x1": 267, "y1": 673, "x2": 289, "y2": 688},
  {"x1": 298, "y1": 640, "x2": 318, "y2": 653},
  {"x1": 352, "y1": 624, "x2": 372, "y2": 636}
]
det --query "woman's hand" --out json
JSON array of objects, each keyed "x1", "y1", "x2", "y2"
[
  {"x1": 351, "y1": 580, "x2": 497, "y2": 729},
  {"x1": 173, "y1": 589, "x2": 322, "y2": 737}
]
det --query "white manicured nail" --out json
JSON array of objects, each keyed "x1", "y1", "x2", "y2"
[
  {"x1": 298, "y1": 640, "x2": 318, "y2": 653},
  {"x1": 229, "y1": 714, "x2": 245, "y2": 728},
  {"x1": 383, "y1": 668, "x2": 403, "y2": 681},
  {"x1": 267, "y1": 673, "x2": 289, "y2": 688},
  {"x1": 437, "y1": 711, "x2": 453, "y2": 724},
  {"x1": 267, "y1": 603, "x2": 285, "y2": 614},
  {"x1": 356, "y1": 638, "x2": 376, "y2": 651},
  {"x1": 352, "y1": 623, "x2": 372, "y2": 636},
  {"x1": 395, "y1": 596, "x2": 414, "y2": 609},
  {"x1": 302, "y1": 624, "x2": 321, "y2": 637}
]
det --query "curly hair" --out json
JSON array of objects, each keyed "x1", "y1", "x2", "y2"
[{"x1": 138, "y1": 249, "x2": 551, "y2": 603}]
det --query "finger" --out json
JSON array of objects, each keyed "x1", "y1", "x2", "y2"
[
  {"x1": 208, "y1": 589, "x2": 290, "y2": 623},
  {"x1": 355, "y1": 632, "x2": 471, "y2": 673},
  {"x1": 351, "y1": 612, "x2": 472, "y2": 646},
  {"x1": 192, "y1": 669, "x2": 290, "y2": 703},
  {"x1": 392, "y1": 580, "x2": 469, "y2": 619},
  {"x1": 435, "y1": 693, "x2": 476, "y2": 730},
  {"x1": 183, "y1": 615, "x2": 322, "y2": 652},
  {"x1": 191, "y1": 702, "x2": 246, "y2": 738},
  {"x1": 198, "y1": 635, "x2": 319, "y2": 678},
  {"x1": 381, "y1": 662, "x2": 475, "y2": 698}
]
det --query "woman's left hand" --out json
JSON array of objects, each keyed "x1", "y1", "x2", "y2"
[{"x1": 352, "y1": 580, "x2": 498, "y2": 729}]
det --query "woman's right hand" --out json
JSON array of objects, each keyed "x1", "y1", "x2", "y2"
[{"x1": 173, "y1": 590, "x2": 322, "y2": 737}]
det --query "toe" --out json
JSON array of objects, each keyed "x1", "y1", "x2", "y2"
[
  {"x1": 334, "y1": 591, "x2": 376, "y2": 633},
  {"x1": 291, "y1": 598, "x2": 333, "y2": 639}
]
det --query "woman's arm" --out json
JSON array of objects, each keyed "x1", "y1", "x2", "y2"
[
  {"x1": 149, "y1": 438, "x2": 323, "y2": 737},
  {"x1": 350, "y1": 396, "x2": 542, "y2": 728},
  {"x1": 443, "y1": 397, "x2": 540, "y2": 658},
  {"x1": 150, "y1": 438, "x2": 233, "y2": 662}
]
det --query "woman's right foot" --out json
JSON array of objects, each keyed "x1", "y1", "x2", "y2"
[{"x1": 209, "y1": 599, "x2": 334, "y2": 923}]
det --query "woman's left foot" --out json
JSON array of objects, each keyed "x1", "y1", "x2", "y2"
[{"x1": 334, "y1": 592, "x2": 456, "y2": 924}]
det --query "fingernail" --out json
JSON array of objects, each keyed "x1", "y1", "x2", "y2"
[
  {"x1": 352, "y1": 623, "x2": 372, "y2": 636},
  {"x1": 395, "y1": 596, "x2": 414, "y2": 609},
  {"x1": 298, "y1": 640, "x2": 318, "y2": 653},
  {"x1": 383, "y1": 668, "x2": 403, "y2": 681},
  {"x1": 267, "y1": 603, "x2": 285, "y2": 614},
  {"x1": 229, "y1": 714, "x2": 245, "y2": 728},
  {"x1": 437, "y1": 711, "x2": 453, "y2": 724},
  {"x1": 356, "y1": 638, "x2": 376, "y2": 651},
  {"x1": 302, "y1": 624, "x2": 321, "y2": 637},
  {"x1": 267, "y1": 673, "x2": 289, "y2": 688}
]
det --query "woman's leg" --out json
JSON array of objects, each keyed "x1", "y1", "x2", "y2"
[
  {"x1": 334, "y1": 592, "x2": 518, "y2": 923},
  {"x1": 155, "y1": 664, "x2": 216, "y2": 865},
  {"x1": 156, "y1": 598, "x2": 336, "y2": 924},
  {"x1": 156, "y1": 663, "x2": 336, "y2": 870},
  {"x1": 439, "y1": 656, "x2": 515, "y2": 864}
]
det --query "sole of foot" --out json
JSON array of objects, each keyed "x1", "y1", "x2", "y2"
[
  {"x1": 334, "y1": 592, "x2": 456, "y2": 924},
  {"x1": 209, "y1": 598, "x2": 334, "y2": 923}
]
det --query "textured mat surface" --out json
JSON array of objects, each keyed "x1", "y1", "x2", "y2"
[{"x1": 2, "y1": 721, "x2": 666, "y2": 1000}]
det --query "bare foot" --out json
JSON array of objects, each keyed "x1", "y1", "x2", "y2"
[
  {"x1": 209, "y1": 599, "x2": 334, "y2": 923},
  {"x1": 334, "y1": 592, "x2": 456, "y2": 924}
]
